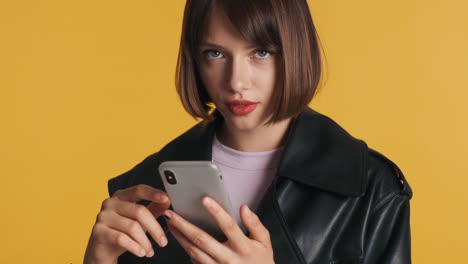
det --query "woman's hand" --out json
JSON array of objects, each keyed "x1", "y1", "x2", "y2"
[
  {"x1": 84, "y1": 184, "x2": 171, "y2": 264},
  {"x1": 165, "y1": 197, "x2": 274, "y2": 264}
]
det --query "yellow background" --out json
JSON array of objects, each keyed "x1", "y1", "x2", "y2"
[{"x1": 1, "y1": 0, "x2": 467, "y2": 263}]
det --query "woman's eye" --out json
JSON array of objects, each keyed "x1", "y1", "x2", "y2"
[
  {"x1": 204, "y1": 50, "x2": 223, "y2": 59},
  {"x1": 254, "y1": 50, "x2": 271, "y2": 59}
]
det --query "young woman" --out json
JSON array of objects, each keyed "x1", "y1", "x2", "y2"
[{"x1": 84, "y1": 0, "x2": 413, "y2": 263}]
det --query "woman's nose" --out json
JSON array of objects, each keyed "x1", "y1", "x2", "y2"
[{"x1": 227, "y1": 57, "x2": 250, "y2": 93}]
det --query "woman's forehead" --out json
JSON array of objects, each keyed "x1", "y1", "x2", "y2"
[
  {"x1": 199, "y1": 5, "x2": 278, "y2": 50},
  {"x1": 201, "y1": 7, "x2": 238, "y2": 38}
]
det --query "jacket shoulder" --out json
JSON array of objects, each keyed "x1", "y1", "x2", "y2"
[{"x1": 365, "y1": 148, "x2": 413, "y2": 201}]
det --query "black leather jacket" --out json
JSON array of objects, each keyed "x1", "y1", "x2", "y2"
[{"x1": 108, "y1": 108, "x2": 413, "y2": 264}]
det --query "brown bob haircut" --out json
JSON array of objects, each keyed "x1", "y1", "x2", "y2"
[{"x1": 175, "y1": 0, "x2": 325, "y2": 124}]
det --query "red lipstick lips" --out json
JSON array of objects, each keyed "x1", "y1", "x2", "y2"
[{"x1": 226, "y1": 100, "x2": 258, "y2": 116}]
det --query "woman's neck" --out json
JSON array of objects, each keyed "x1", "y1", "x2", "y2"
[{"x1": 216, "y1": 118, "x2": 293, "y2": 152}]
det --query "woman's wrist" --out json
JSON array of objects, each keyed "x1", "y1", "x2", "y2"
[
  {"x1": 83, "y1": 250, "x2": 117, "y2": 264},
  {"x1": 83, "y1": 257, "x2": 117, "y2": 264}
]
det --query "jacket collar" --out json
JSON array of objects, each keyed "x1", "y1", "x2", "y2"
[{"x1": 157, "y1": 107, "x2": 368, "y2": 197}]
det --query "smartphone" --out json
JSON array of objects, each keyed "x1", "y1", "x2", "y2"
[{"x1": 158, "y1": 161, "x2": 233, "y2": 241}]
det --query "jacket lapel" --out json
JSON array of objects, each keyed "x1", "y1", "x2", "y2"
[
  {"x1": 276, "y1": 108, "x2": 368, "y2": 197},
  {"x1": 255, "y1": 178, "x2": 308, "y2": 264}
]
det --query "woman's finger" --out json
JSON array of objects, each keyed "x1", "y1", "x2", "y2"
[
  {"x1": 240, "y1": 204, "x2": 272, "y2": 248},
  {"x1": 200, "y1": 196, "x2": 249, "y2": 250},
  {"x1": 94, "y1": 223, "x2": 148, "y2": 258},
  {"x1": 168, "y1": 223, "x2": 218, "y2": 264},
  {"x1": 147, "y1": 200, "x2": 171, "y2": 217},
  {"x1": 163, "y1": 210, "x2": 233, "y2": 261},
  {"x1": 102, "y1": 197, "x2": 168, "y2": 247},
  {"x1": 97, "y1": 210, "x2": 154, "y2": 256},
  {"x1": 112, "y1": 184, "x2": 169, "y2": 204}
]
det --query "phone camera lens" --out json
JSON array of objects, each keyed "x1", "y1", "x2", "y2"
[{"x1": 164, "y1": 170, "x2": 177, "y2": 185}]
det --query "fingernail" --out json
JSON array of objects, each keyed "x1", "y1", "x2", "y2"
[
  {"x1": 203, "y1": 197, "x2": 213, "y2": 206},
  {"x1": 160, "y1": 236, "x2": 168, "y2": 247},
  {"x1": 245, "y1": 205, "x2": 253, "y2": 216},
  {"x1": 146, "y1": 248, "x2": 154, "y2": 258},
  {"x1": 140, "y1": 249, "x2": 146, "y2": 257},
  {"x1": 163, "y1": 210, "x2": 172, "y2": 220},
  {"x1": 159, "y1": 194, "x2": 168, "y2": 202}
]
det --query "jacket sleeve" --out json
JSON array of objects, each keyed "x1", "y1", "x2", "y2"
[
  {"x1": 107, "y1": 152, "x2": 161, "y2": 197},
  {"x1": 363, "y1": 191, "x2": 412, "y2": 264}
]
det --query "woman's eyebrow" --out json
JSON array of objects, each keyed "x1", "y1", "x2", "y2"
[
  {"x1": 199, "y1": 42, "x2": 224, "y2": 48},
  {"x1": 199, "y1": 41, "x2": 258, "y2": 50}
]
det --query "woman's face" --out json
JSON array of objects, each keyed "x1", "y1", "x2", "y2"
[{"x1": 196, "y1": 7, "x2": 278, "y2": 132}]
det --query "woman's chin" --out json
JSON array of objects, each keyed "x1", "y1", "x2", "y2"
[{"x1": 223, "y1": 115, "x2": 265, "y2": 132}]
